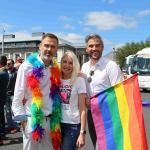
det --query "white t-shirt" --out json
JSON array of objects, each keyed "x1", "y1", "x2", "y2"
[
  {"x1": 60, "y1": 77, "x2": 86, "y2": 124},
  {"x1": 81, "y1": 57, "x2": 122, "y2": 97}
]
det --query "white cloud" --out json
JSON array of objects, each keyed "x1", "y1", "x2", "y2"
[
  {"x1": 83, "y1": 27, "x2": 92, "y2": 32},
  {"x1": 64, "y1": 24, "x2": 75, "y2": 30},
  {"x1": 55, "y1": 32, "x2": 84, "y2": 43},
  {"x1": 138, "y1": 10, "x2": 150, "y2": 17},
  {"x1": 59, "y1": 16, "x2": 71, "y2": 21},
  {"x1": 103, "y1": 38, "x2": 113, "y2": 46},
  {"x1": 85, "y1": 11, "x2": 137, "y2": 30},
  {"x1": 102, "y1": 0, "x2": 115, "y2": 4},
  {"x1": 103, "y1": 42, "x2": 126, "y2": 55},
  {"x1": 114, "y1": 43, "x2": 125, "y2": 49},
  {"x1": 31, "y1": 26, "x2": 42, "y2": 31},
  {"x1": 0, "y1": 23, "x2": 13, "y2": 31}
]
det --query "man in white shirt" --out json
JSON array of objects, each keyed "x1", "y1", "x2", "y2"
[
  {"x1": 81, "y1": 34, "x2": 122, "y2": 149},
  {"x1": 12, "y1": 33, "x2": 60, "y2": 150}
]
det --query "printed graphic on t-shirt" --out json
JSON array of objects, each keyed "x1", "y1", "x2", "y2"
[{"x1": 60, "y1": 84, "x2": 72, "y2": 104}]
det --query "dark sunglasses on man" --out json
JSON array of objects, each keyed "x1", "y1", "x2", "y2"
[{"x1": 87, "y1": 70, "x2": 94, "y2": 83}]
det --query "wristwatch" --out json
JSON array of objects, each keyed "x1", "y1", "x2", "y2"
[{"x1": 80, "y1": 130, "x2": 86, "y2": 134}]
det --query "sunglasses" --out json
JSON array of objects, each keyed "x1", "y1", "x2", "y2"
[
  {"x1": 87, "y1": 70, "x2": 94, "y2": 83},
  {"x1": 7, "y1": 63, "x2": 11, "y2": 66}
]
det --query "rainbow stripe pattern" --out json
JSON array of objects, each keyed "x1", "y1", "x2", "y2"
[
  {"x1": 91, "y1": 74, "x2": 148, "y2": 150},
  {"x1": 50, "y1": 59, "x2": 62, "y2": 150},
  {"x1": 27, "y1": 53, "x2": 62, "y2": 150}
]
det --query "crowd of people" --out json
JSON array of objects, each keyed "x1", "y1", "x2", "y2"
[
  {"x1": 0, "y1": 33, "x2": 122, "y2": 150},
  {"x1": 0, "y1": 56, "x2": 23, "y2": 145}
]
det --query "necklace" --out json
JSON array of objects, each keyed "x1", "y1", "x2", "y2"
[{"x1": 27, "y1": 53, "x2": 61, "y2": 150}]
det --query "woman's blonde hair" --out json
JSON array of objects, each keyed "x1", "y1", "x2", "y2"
[{"x1": 61, "y1": 51, "x2": 80, "y2": 84}]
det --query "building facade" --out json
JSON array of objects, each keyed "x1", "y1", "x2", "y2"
[{"x1": 0, "y1": 32, "x2": 89, "y2": 65}]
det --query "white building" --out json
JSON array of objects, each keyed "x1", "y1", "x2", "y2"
[{"x1": 0, "y1": 32, "x2": 88, "y2": 65}]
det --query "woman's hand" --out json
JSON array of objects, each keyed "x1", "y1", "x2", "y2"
[
  {"x1": 77, "y1": 71, "x2": 86, "y2": 78},
  {"x1": 21, "y1": 120, "x2": 27, "y2": 130},
  {"x1": 76, "y1": 133, "x2": 85, "y2": 149},
  {"x1": 85, "y1": 97, "x2": 91, "y2": 109}
]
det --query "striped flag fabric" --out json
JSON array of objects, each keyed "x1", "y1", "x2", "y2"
[{"x1": 90, "y1": 74, "x2": 148, "y2": 150}]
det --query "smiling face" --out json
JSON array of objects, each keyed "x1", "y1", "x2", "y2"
[
  {"x1": 61, "y1": 55, "x2": 73, "y2": 79},
  {"x1": 39, "y1": 37, "x2": 58, "y2": 63},
  {"x1": 86, "y1": 37, "x2": 104, "y2": 61}
]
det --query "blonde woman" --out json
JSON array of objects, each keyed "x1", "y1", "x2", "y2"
[{"x1": 60, "y1": 51, "x2": 87, "y2": 150}]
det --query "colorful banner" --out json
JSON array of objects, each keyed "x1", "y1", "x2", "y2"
[{"x1": 91, "y1": 74, "x2": 148, "y2": 150}]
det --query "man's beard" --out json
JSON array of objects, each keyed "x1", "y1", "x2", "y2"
[
  {"x1": 39, "y1": 50, "x2": 53, "y2": 61},
  {"x1": 89, "y1": 51, "x2": 102, "y2": 60},
  {"x1": 43, "y1": 55, "x2": 53, "y2": 61}
]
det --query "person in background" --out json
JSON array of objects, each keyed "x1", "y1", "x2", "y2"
[
  {"x1": 5, "y1": 59, "x2": 19, "y2": 134},
  {"x1": 14, "y1": 56, "x2": 23, "y2": 70},
  {"x1": 81, "y1": 34, "x2": 122, "y2": 149},
  {"x1": 14, "y1": 62, "x2": 21, "y2": 70},
  {"x1": 0, "y1": 56, "x2": 9, "y2": 145},
  {"x1": 12, "y1": 33, "x2": 62, "y2": 150},
  {"x1": 60, "y1": 51, "x2": 87, "y2": 150},
  {"x1": 16, "y1": 56, "x2": 23, "y2": 64}
]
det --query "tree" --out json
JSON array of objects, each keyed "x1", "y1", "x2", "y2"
[{"x1": 116, "y1": 40, "x2": 150, "y2": 68}]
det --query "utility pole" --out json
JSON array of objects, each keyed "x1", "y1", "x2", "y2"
[
  {"x1": 2, "y1": 28, "x2": 5, "y2": 55},
  {"x1": 113, "y1": 47, "x2": 116, "y2": 61}
]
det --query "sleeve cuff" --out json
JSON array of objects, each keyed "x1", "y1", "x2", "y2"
[{"x1": 14, "y1": 115, "x2": 27, "y2": 122}]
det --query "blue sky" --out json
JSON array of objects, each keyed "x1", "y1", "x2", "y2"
[{"x1": 0, "y1": 0, "x2": 150, "y2": 55}]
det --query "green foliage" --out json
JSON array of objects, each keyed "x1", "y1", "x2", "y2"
[{"x1": 116, "y1": 40, "x2": 150, "y2": 68}]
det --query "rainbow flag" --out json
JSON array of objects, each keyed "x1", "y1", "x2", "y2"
[{"x1": 91, "y1": 74, "x2": 148, "y2": 150}]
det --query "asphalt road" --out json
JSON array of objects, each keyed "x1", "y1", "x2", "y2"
[
  {"x1": 1, "y1": 90, "x2": 150, "y2": 150},
  {"x1": 141, "y1": 89, "x2": 150, "y2": 149}
]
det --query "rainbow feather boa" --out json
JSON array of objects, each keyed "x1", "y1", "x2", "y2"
[{"x1": 27, "y1": 53, "x2": 62, "y2": 150}]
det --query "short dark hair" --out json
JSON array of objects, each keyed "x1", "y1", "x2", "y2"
[
  {"x1": 85, "y1": 34, "x2": 104, "y2": 47},
  {"x1": 0, "y1": 56, "x2": 7, "y2": 66},
  {"x1": 41, "y1": 33, "x2": 59, "y2": 44},
  {"x1": 8, "y1": 59, "x2": 14, "y2": 65}
]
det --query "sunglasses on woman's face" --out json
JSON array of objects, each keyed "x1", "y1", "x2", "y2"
[{"x1": 87, "y1": 70, "x2": 94, "y2": 83}]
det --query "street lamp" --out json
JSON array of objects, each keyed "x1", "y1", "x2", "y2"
[
  {"x1": 1, "y1": 29, "x2": 4, "y2": 55},
  {"x1": 113, "y1": 47, "x2": 116, "y2": 61}
]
